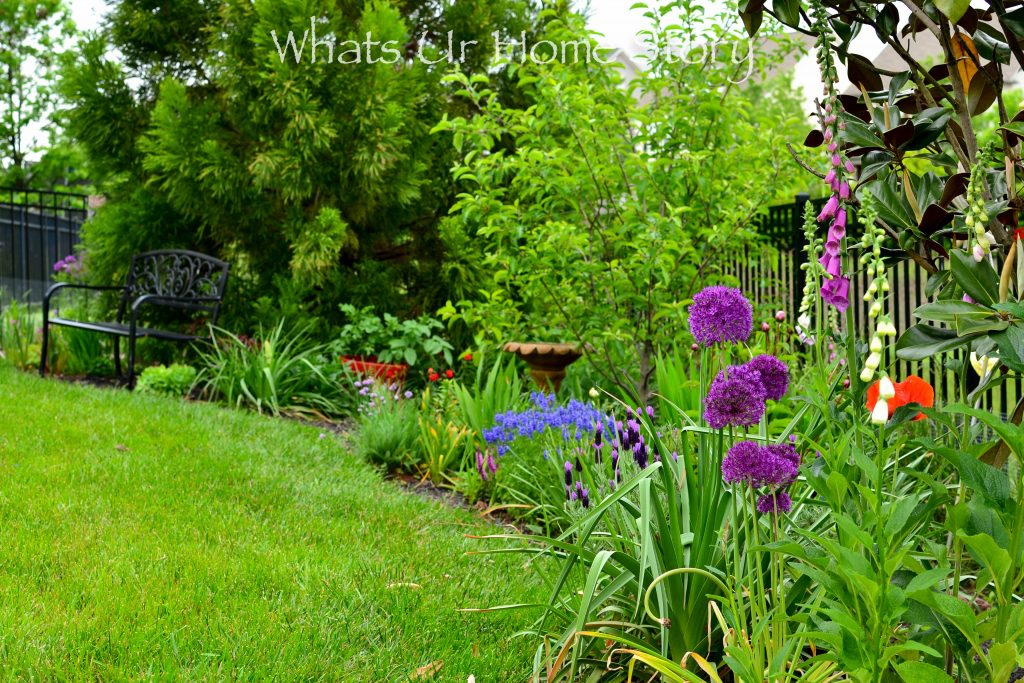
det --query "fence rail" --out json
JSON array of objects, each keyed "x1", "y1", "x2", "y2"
[
  {"x1": 0, "y1": 188, "x2": 89, "y2": 304},
  {"x1": 728, "y1": 192, "x2": 1022, "y2": 418}
]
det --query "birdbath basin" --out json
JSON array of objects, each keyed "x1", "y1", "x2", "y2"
[{"x1": 503, "y1": 342, "x2": 584, "y2": 394}]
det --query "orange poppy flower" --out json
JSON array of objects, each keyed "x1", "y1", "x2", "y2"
[{"x1": 866, "y1": 375, "x2": 934, "y2": 421}]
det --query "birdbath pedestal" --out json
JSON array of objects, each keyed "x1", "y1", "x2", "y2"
[{"x1": 503, "y1": 342, "x2": 584, "y2": 394}]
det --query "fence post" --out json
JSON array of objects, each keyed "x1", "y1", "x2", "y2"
[{"x1": 791, "y1": 192, "x2": 810, "y2": 318}]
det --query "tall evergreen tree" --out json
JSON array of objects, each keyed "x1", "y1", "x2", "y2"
[{"x1": 61, "y1": 0, "x2": 537, "y2": 324}]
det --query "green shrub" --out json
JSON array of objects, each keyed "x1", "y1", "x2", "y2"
[
  {"x1": 353, "y1": 386, "x2": 419, "y2": 471},
  {"x1": 136, "y1": 364, "x2": 198, "y2": 397}
]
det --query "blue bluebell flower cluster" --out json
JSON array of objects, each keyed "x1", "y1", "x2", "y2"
[{"x1": 483, "y1": 392, "x2": 608, "y2": 456}]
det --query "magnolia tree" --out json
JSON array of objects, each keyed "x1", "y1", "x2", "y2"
[
  {"x1": 741, "y1": 0, "x2": 1024, "y2": 407},
  {"x1": 438, "y1": 1, "x2": 807, "y2": 399}
]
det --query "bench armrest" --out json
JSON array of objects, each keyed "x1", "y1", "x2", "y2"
[{"x1": 43, "y1": 283, "x2": 127, "y2": 323}]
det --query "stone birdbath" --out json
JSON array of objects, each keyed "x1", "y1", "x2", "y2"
[{"x1": 503, "y1": 342, "x2": 584, "y2": 394}]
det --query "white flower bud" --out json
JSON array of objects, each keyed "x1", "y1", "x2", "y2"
[
  {"x1": 870, "y1": 336, "x2": 883, "y2": 353},
  {"x1": 866, "y1": 352, "x2": 881, "y2": 370},
  {"x1": 871, "y1": 398, "x2": 889, "y2": 425},
  {"x1": 878, "y1": 376, "x2": 896, "y2": 400},
  {"x1": 860, "y1": 366, "x2": 875, "y2": 382}
]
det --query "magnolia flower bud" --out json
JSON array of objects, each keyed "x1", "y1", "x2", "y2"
[
  {"x1": 970, "y1": 352, "x2": 1000, "y2": 378},
  {"x1": 871, "y1": 398, "x2": 889, "y2": 425},
  {"x1": 878, "y1": 376, "x2": 896, "y2": 400}
]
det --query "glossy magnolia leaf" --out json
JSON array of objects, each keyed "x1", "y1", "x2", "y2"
[
  {"x1": 739, "y1": 0, "x2": 765, "y2": 36},
  {"x1": 895, "y1": 324, "x2": 981, "y2": 360},
  {"x1": 859, "y1": 150, "x2": 895, "y2": 183},
  {"x1": 974, "y1": 27, "x2": 1011, "y2": 64},
  {"x1": 918, "y1": 203, "x2": 954, "y2": 236},
  {"x1": 951, "y1": 249, "x2": 999, "y2": 305},
  {"x1": 772, "y1": 0, "x2": 801, "y2": 28},
  {"x1": 883, "y1": 120, "x2": 915, "y2": 150},
  {"x1": 968, "y1": 63, "x2": 1000, "y2": 116},
  {"x1": 904, "y1": 108, "x2": 952, "y2": 151},
  {"x1": 955, "y1": 316, "x2": 1009, "y2": 336},
  {"x1": 1003, "y1": 6, "x2": 1024, "y2": 38},
  {"x1": 887, "y1": 71, "x2": 912, "y2": 105},
  {"x1": 803, "y1": 129, "x2": 824, "y2": 148},
  {"x1": 875, "y1": 3, "x2": 898, "y2": 40},
  {"x1": 938, "y1": 172, "x2": 969, "y2": 207},
  {"x1": 848, "y1": 53, "x2": 884, "y2": 92},
  {"x1": 993, "y1": 325, "x2": 1024, "y2": 373},
  {"x1": 951, "y1": 33, "x2": 979, "y2": 90},
  {"x1": 868, "y1": 175, "x2": 916, "y2": 230},
  {"x1": 934, "y1": 0, "x2": 971, "y2": 25},
  {"x1": 841, "y1": 115, "x2": 885, "y2": 151},
  {"x1": 912, "y1": 300, "x2": 990, "y2": 322}
]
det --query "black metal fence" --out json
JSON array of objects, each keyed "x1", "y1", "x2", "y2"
[
  {"x1": 726, "y1": 193, "x2": 1022, "y2": 417},
  {"x1": 0, "y1": 188, "x2": 89, "y2": 303}
]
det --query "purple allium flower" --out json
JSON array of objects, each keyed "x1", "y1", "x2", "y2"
[
  {"x1": 744, "y1": 355, "x2": 790, "y2": 401},
  {"x1": 704, "y1": 365, "x2": 767, "y2": 429},
  {"x1": 721, "y1": 441, "x2": 799, "y2": 488},
  {"x1": 756, "y1": 491, "x2": 792, "y2": 515},
  {"x1": 688, "y1": 286, "x2": 753, "y2": 347}
]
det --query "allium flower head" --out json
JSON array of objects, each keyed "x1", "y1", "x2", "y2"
[
  {"x1": 688, "y1": 286, "x2": 753, "y2": 347},
  {"x1": 744, "y1": 355, "x2": 790, "y2": 401},
  {"x1": 704, "y1": 365, "x2": 767, "y2": 429},
  {"x1": 721, "y1": 441, "x2": 799, "y2": 488},
  {"x1": 756, "y1": 491, "x2": 792, "y2": 515}
]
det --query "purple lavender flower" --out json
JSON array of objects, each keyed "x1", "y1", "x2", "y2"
[
  {"x1": 564, "y1": 461, "x2": 573, "y2": 487},
  {"x1": 721, "y1": 441, "x2": 799, "y2": 488},
  {"x1": 744, "y1": 355, "x2": 790, "y2": 401},
  {"x1": 704, "y1": 365, "x2": 767, "y2": 429},
  {"x1": 487, "y1": 454, "x2": 497, "y2": 476},
  {"x1": 756, "y1": 491, "x2": 793, "y2": 515},
  {"x1": 688, "y1": 286, "x2": 753, "y2": 347},
  {"x1": 581, "y1": 488, "x2": 590, "y2": 509}
]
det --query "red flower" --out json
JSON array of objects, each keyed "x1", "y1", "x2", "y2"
[
  {"x1": 463, "y1": 352, "x2": 472, "y2": 362},
  {"x1": 445, "y1": 369, "x2": 454, "y2": 379},
  {"x1": 428, "y1": 372, "x2": 439, "y2": 382},
  {"x1": 1015, "y1": 228, "x2": 1024, "y2": 241},
  {"x1": 866, "y1": 375, "x2": 934, "y2": 421}
]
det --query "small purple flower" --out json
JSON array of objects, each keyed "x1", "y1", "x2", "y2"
[
  {"x1": 756, "y1": 491, "x2": 792, "y2": 515},
  {"x1": 564, "y1": 461, "x2": 573, "y2": 487},
  {"x1": 403, "y1": 390, "x2": 414, "y2": 399},
  {"x1": 688, "y1": 286, "x2": 753, "y2": 347},
  {"x1": 744, "y1": 355, "x2": 790, "y2": 401},
  {"x1": 704, "y1": 365, "x2": 767, "y2": 429},
  {"x1": 581, "y1": 488, "x2": 590, "y2": 509},
  {"x1": 487, "y1": 454, "x2": 497, "y2": 476},
  {"x1": 477, "y1": 451, "x2": 488, "y2": 482}
]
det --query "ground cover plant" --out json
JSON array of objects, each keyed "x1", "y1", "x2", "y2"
[{"x1": 0, "y1": 366, "x2": 545, "y2": 679}]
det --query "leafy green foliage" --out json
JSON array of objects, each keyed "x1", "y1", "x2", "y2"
[
  {"x1": 0, "y1": 1, "x2": 75, "y2": 183},
  {"x1": 0, "y1": 296, "x2": 39, "y2": 369},
  {"x1": 436, "y1": 2, "x2": 807, "y2": 398},
  {"x1": 332, "y1": 304, "x2": 453, "y2": 367},
  {"x1": 135, "y1": 363, "x2": 198, "y2": 397}
]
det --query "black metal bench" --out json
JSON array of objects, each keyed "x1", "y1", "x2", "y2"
[{"x1": 39, "y1": 249, "x2": 230, "y2": 385}]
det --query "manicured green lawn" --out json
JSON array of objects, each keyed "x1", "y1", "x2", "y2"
[{"x1": 0, "y1": 367, "x2": 543, "y2": 680}]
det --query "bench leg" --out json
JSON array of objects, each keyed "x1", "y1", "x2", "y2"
[
  {"x1": 113, "y1": 336, "x2": 122, "y2": 378},
  {"x1": 39, "y1": 321, "x2": 50, "y2": 377},
  {"x1": 127, "y1": 332, "x2": 137, "y2": 389}
]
